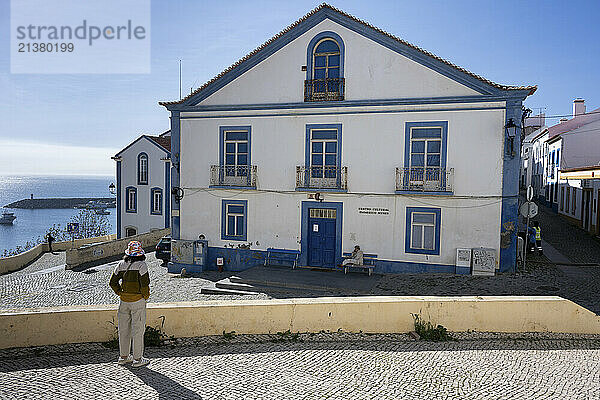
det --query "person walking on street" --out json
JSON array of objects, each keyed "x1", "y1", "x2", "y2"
[
  {"x1": 527, "y1": 225, "x2": 536, "y2": 253},
  {"x1": 109, "y1": 241, "x2": 151, "y2": 367},
  {"x1": 45, "y1": 233, "x2": 55, "y2": 254},
  {"x1": 527, "y1": 221, "x2": 543, "y2": 255},
  {"x1": 533, "y1": 221, "x2": 543, "y2": 255}
]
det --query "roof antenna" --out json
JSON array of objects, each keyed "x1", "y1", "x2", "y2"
[{"x1": 179, "y1": 59, "x2": 182, "y2": 100}]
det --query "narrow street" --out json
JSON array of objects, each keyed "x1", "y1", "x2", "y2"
[{"x1": 522, "y1": 197, "x2": 600, "y2": 265}]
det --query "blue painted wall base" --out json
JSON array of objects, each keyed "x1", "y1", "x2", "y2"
[
  {"x1": 455, "y1": 266, "x2": 471, "y2": 275},
  {"x1": 374, "y1": 259, "x2": 457, "y2": 274},
  {"x1": 168, "y1": 262, "x2": 199, "y2": 274},
  {"x1": 168, "y1": 246, "x2": 484, "y2": 276}
]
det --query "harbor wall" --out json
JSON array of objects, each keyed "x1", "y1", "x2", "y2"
[{"x1": 0, "y1": 234, "x2": 116, "y2": 275}]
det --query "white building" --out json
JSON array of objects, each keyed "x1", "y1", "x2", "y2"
[
  {"x1": 160, "y1": 4, "x2": 535, "y2": 274},
  {"x1": 554, "y1": 106, "x2": 600, "y2": 236},
  {"x1": 527, "y1": 99, "x2": 600, "y2": 220},
  {"x1": 520, "y1": 114, "x2": 545, "y2": 189},
  {"x1": 113, "y1": 132, "x2": 171, "y2": 238}
]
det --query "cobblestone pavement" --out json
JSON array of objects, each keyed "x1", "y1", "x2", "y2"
[
  {"x1": 524, "y1": 198, "x2": 600, "y2": 265},
  {"x1": 372, "y1": 254, "x2": 600, "y2": 315},
  {"x1": 0, "y1": 252, "x2": 268, "y2": 310},
  {"x1": 2, "y1": 250, "x2": 600, "y2": 315},
  {"x1": 1, "y1": 333, "x2": 599, "y2": 399}
]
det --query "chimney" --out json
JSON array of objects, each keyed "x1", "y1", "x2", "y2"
[{"x1": 573, "y1": 98, "x2": 586, "y2": 117}]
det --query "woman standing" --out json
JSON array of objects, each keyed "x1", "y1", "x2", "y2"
[{"x1": 109, "y1": 241, "x2": 151, "y2": 367}]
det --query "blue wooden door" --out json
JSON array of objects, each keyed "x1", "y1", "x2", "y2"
[{"x1": 308, "y1": 209, "x2": 337, "y2": 268}]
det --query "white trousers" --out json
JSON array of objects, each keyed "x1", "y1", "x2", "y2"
[
  {"x1": 118, "y1": 298, "x2": 146, "y2": 360},
  {"x1": 342, "y1": 258, "x2": 360, "y2": 266}
]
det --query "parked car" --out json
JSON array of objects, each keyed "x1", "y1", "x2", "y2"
[{"x1": 155, "y1": 236, "x2": 171, "y2": 265}]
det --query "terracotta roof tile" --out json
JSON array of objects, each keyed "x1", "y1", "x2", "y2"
[
  {"x1": 147, "y1": 136, "x2": 171, "y2": 152},
  {"x1": 160, "y1": 3, "x2": 536, "y2": 106}
]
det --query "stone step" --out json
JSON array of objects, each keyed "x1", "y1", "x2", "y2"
[
  {"x1": 229, "y1": 275, "x2": 331, "y2": 292},
  {"x1": 215, "y1": 278, "x2": 259, "y2": 292},
  {"x1": 200, "y1": 285, "x2": 257, "y2": 296}
]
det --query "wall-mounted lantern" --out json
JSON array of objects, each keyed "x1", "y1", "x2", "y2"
[{"x1": 505, "y1": 118, "x2": 517, "y2": 156}]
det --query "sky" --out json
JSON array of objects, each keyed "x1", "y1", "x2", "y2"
[{"x1": 0, "y1": 0, "x2": 599, "y2": 176}]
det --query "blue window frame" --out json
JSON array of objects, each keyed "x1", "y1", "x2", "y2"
[
  {"x1": 150, "y1": 187, "x2": 162, "y2": 215},
  {"x1": 137, "y1": 153, "x2": 148, "y2": 185},
  {"x1": 405, "y1": 207, "x2": 441, "y2": 255},
  {"x1": 221, "y1": 200, "x2": 247, "y2": 241},
  {"x1": 219, "y1": 126, "x2": 251, "y2": 181},
  {"x1": 125, "y1": 186, "x2": 137, "y2": 213},
  {"x1": 403, "y1": 121, "x2": 449, "y2": 190},
  {"x1": 305, "y1": 123, "x2": 342, "y2": 181}
]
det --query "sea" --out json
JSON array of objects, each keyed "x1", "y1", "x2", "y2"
[{"x1": 0, "y1": 175, "x2": 117, "y2": 254}]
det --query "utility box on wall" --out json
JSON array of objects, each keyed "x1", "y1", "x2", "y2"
[{"x1": 169, "y1": 239, "x2": 208, "y2": 273}]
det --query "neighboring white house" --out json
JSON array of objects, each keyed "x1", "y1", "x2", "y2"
[
  {"x1": 520, "y1": 113, "x2": 545, "y2": 189},
  {"x1": 159, "y1": 4, "x2": 535, "y2": 274},
  {"x1": 526, "y1": 127, "x2": 549, "y2": 201},
  {"x1": 554, "y1": 109, "x2": 600, "y2": 236},
  {"x1": 113, "y1": 132, "x2": 171, "y2": 239},
  {"x1": 527, "y1": 99, "x2": 600, "y2": 220}
]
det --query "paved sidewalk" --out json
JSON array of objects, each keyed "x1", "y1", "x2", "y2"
[
  {"x1": 0, "y1": 252, "x2": 268, "y2": 310},
  {"x1": 1, "y1": 333, "x2": 599, "y2": 399}
]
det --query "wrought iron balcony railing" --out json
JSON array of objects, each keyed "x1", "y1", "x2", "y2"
[
  {"x1": 304, "y1": 78, "x2": 345, "y2": 102},
  {"x1": 210, "y1": 165, "x2": 257, "y2": 188},
  {"x1": 395, "y1": 167, "x2": 454, "y2": 193},
  {"x1": 296, "y1": 166, "x2": 347, "y2": 190}
]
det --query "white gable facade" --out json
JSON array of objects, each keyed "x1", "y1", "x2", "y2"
[
  {"x1": 114, "y1": 135, "x2": 171, "y2": 239},
  {"x1": 161, "y1": 5, "x2": 534, "y2": 274}
]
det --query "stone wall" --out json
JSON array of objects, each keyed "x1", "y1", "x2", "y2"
[
  {"x1": 65, "y1": 228, "x2": 170, "y2": 269},
  {"x1": 0, "y1": 234, "x2": 116, "y2": 275},
  {"x1": 1, "y1": 296, "x2": 599, "y2": 349}
]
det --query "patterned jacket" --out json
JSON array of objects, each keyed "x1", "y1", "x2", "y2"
[{"x1": 109, "y1": 260, "x2": 150, "y2": 302}]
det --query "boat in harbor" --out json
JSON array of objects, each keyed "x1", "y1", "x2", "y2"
[
  {"x1": 95, "y1": 208, "x2": 111, "y2": 215},
  {"x1": 0, "y1": 212, "x2": 16, "y2": 224}
]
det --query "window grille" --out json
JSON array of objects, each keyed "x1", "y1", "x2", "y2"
[{"x1": 310, "y1": 208, "x2": 337, "y2": 219}]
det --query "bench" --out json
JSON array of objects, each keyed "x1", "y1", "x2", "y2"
[
  {"x1": 342, "y1": 252, "x2": 377, "y2": 276},
  {"x1": 264, "y1": 248, "x2": 300, "y2": 269}
]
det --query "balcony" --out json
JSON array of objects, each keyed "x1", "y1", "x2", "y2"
[
  {"x1": 304, "y1": 78, "x2": 345, "y2": 102},
  {"x1": 296, "y1": 166, "x2": 347, "y2": 191},
  {"x1": 396, "y1": 167, "x2": 454, "y2": 194},
  {"x1": 210, "y1": 165, "x2": 257, "y2": 188}
]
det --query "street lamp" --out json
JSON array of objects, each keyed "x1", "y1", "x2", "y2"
[
  {"x1": 505, "y1": 118, "x2": 517, "y2": 156},
  {"x1": 108, "y1": 182, "x2": 116, "y2": 196}
]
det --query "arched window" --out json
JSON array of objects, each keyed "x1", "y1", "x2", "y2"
[
  {"x1": 137, "y1": 153, "x2": 148, "y2": 185},
  {"x1": 313, "y1": 39, "x2": 340, "y2": 83},
  {"x1": 305, "y1": 31, "x2": 345, "y2": 102}
]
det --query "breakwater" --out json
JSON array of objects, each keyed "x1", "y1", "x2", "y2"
[{"x1": 4, "y1": 198, "x2": 116, "y2": 209}]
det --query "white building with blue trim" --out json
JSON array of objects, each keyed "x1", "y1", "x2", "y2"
[
  {"x1": 160, "y1": 4, "x2": 535, "y2": 274},
  {"x1": 113, "y1": 132, "x2": 171, "y2": 238}
]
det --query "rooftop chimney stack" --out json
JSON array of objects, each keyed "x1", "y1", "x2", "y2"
[{"x1": 573, "y1": 98, "x2": 586, "y2": 117}]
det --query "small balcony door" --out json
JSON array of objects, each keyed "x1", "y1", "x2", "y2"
[
  {"x1": 223, "y1": 130, "x2": 249, "y2": 186},
  {"x1": 309, "y1": 128, "x2": 338, "y2": 187},
  {"x1": 409, "y1": 129, "x2": 442, "y2": 189}
]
